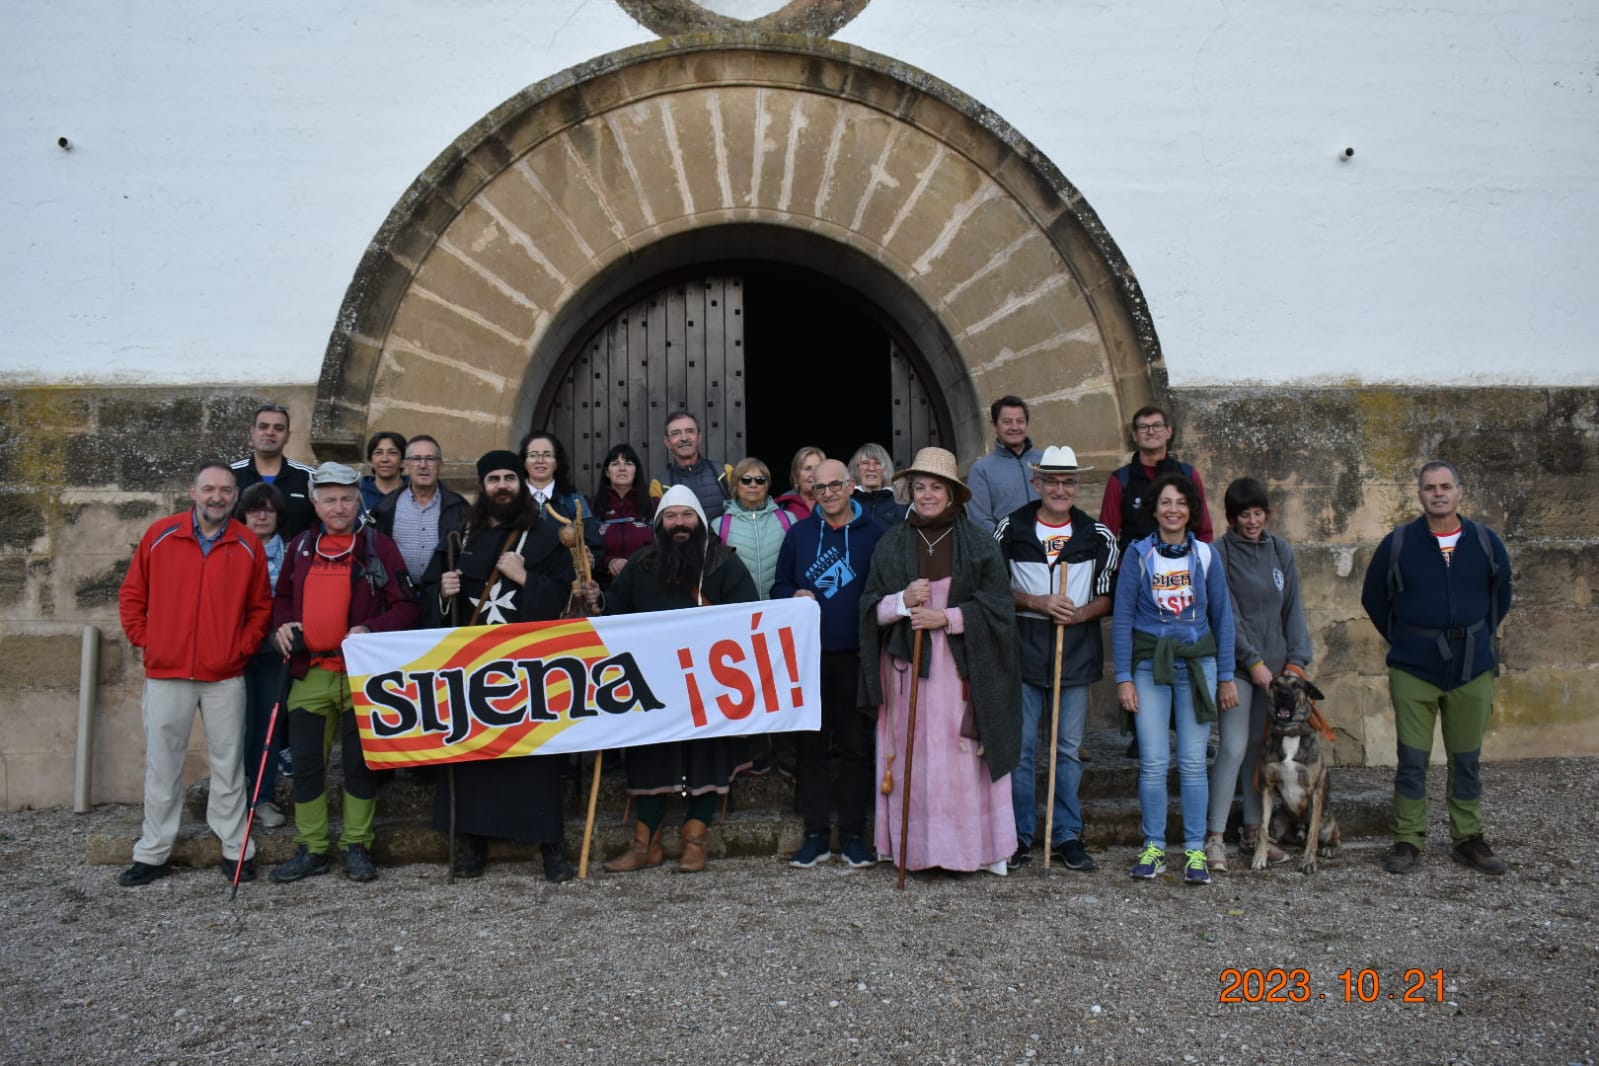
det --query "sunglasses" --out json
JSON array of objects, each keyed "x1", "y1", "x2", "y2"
[{"x1": 738, "y1": 475, "x2": 769, "y2": 485}]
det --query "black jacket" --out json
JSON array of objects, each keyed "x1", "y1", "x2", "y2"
[
  {"x1": 232, "y1": 456, "x2": 317, "y2": 539},
  {"x1": 996, "y1": 502, "x2": 1118, "y2": 688}
]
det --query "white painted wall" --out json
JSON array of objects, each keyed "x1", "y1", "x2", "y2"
[{"x1": 2, "y1": 1, "x2": 1594, "y2": 386}]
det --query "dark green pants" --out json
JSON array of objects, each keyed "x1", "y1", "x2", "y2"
[{"x1": 1389, "y1": 668, "x2": 1493, "y2": 848}]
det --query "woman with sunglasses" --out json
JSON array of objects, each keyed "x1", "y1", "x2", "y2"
[{"x1": 716, "y1": 456, "x2": 795, "y2": 599}]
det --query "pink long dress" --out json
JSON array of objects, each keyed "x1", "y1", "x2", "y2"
[{"x1": 874, "y1": 577, "x2": 1017, "y2": 872}]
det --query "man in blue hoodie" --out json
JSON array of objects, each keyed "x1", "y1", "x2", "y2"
[
  {"x1": 1361, "y1": 461, "x2": 1513, "y2": 876},
  {"x1": 772, "y1": 459, "x2": 887, "y2": 868}
]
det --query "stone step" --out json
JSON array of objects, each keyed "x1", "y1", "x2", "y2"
[{"x1": 88, "y1": 731, "x2": 1390, "y2": 871}]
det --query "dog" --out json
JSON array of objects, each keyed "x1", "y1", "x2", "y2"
[{"x1": 1252, "y1": 672, "x2": 1340, "y2": 874}]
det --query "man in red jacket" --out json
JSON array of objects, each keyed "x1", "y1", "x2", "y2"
[
  {"x1": 117, "y1": 460, "x2": 273, "y2": 886},
  {"x1": 268, "y1": 462, "x2": 421, "y2": 884}
]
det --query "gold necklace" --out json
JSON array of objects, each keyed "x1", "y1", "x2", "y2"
[{"x1": 916, "y1": 528, "x2": 952, "y2": 556}]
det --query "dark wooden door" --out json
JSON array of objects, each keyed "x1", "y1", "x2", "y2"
[{"x1": 550, "y1": 276, "x2": 746, "y2": 493}]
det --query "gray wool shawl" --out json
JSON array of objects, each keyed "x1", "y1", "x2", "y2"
[{"x1": 858, "y1": 515, "x2": 1022, "y2": 781}]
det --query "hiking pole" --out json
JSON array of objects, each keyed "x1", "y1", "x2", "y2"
[
  {"x1": 445, "y1": 531, "x2": 462, "y2": 885},
  {"x1": 896, "y1": 629, "x2": 926, "y2": 891},
  {"x1": 1043, "y1": 561, "x2": 1071, "y2": 874},
  {"x1": 231, "y1": 654, "x2": 291, "y2": 900},
  {"x1": 579, "y1": 751, "x2": 603, "y2": 879}
]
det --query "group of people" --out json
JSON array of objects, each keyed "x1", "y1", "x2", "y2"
[{"x1": 114, "y1": 395, "x2": 1514, "y2": 889}]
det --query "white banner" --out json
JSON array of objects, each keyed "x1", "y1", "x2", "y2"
[{"x1": 342, "y1": 598, "x2": 822, "y2": 768}]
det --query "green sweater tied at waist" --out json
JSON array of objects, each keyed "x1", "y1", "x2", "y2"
[{"x1": 1124, "y1": 629, "x2": 1221, "y2": 729}]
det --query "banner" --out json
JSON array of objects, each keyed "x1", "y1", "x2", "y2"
[{"x1": 342, "y1": 598, "x2": 822, "y2": 769}]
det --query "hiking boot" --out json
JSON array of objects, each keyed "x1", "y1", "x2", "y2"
[
  {"x1": 253, "y1": 801, "x2": 286, "y2": 829},
  {"x1": 541, "y1": 842, "x2": 576, "y2": 884},
  {"x1": 840, "y1": 836, "x2": 877, "y2": 869},
  {"x1": 790, "y1": 833, "x2": 832, "y2": 868},
  {"x1": 451, "y1": 835, "x2": 486, "y2": 879},
  {"x1": 1382, "y1": 841, "x2": 1421, "y2": 875},
  {"x1": 1204, "y1": 833, "x2": 1229, "y2": 873},
  {"x1": 1184, "y1": 848, "x2": 1211, "y2": 886},
  {"x1": 343, "y1": 843, "x2": 378, "y2": 883},
  {"x1": 219, "y1": 856, "x2": 256, "y2": 883},
  {"x1": 270, "y1": 845, "x2": 332, "y2": 883},
  {"x1": 117, "y1": 861, "x2": 173, "y2": 887},
  {"x1": 1006, "y1": 844, "x2": 1032, "y2": 871},
  {"x1": 1057, "y1": 839, "x2": 1096, "y2": 871},
  {"x1": 1451, "y1": 835, "x2": 1507, "y2": 876},
  {"x1": 1130, "y1": 843, "x2": 1166, "y2": 879}
]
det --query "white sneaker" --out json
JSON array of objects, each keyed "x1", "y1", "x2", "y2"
[
  {"x1": 1204, "y1": 834, "x2": 1228, "y2": 873},
  {"x1": 255, "y1": 801, "x2": 286, "y2": 828}
]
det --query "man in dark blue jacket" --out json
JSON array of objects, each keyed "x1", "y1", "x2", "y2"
[
  {"x1": 1361, "y1": 460, "x2": 1513, "y2": 876},
  {"x1": 771, "y1": 459, "x2": 886, "y2": 869}
]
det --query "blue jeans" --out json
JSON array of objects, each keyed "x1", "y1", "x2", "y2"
[
  {"x1": 1011, "y1": 683, "x2": 1088, "y2": 848},
  {"x1": 1132, "y1": 658, "x2": 1215, "y2": 851}
]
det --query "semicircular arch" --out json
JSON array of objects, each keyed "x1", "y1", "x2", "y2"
[{"x1": 314, "y1": 35, "x2": 1164, "y2": 478}]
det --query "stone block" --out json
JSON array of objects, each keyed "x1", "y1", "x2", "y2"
[
  {"x1": 74, "y1": 558, "x2": 129, "y2": 609},
  {"x1": 0, "y1": 633, "x2": 86, "y2": 690},
  {"x1": 0, "y1": 555, "x2": 26, "y2": 608},
  {"x1": 0, "y1": 493, "x2": 46, "y2": 549}
]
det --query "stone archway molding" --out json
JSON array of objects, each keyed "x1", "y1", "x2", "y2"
[
  {"x1": 314, "y1": 35, "x2": 1165, "y2": 474},
  {"x1": 616, "y1": 0, "x2": 872, "y2": 38}
]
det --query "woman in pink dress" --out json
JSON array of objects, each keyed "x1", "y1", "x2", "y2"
[{"x1": 860, "y1": 447, "x2": 1021, "y2": 877}]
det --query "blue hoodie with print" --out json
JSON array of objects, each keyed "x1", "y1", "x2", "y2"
[{"x1": 771, "y1": 499, "x2": 886, "y2": 652}]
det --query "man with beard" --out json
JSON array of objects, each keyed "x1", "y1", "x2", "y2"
[
  {"x1": 426, "y1": 450, "x2": 577, "y2": 882},
  {"x1": 592, "y1": 484, "x2": 759, "y2": 874}
]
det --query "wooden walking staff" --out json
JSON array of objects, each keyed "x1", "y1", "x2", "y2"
[
  {"x1": 546, "y1": 504, "x2": 594, "y2": 618},
  {"x1": 547, "y1": 503, "x2": 604, "y2": 874},
  {"x1": 896, "y1": 629, "x2": 927, "y2": 891},
  {"x1": 1043, "y1": 560, "x2": 1072, "y2": 872}
]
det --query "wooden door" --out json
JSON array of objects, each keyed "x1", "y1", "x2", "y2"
[
  {"x1": 550, "y1": 276, "x2": 746, "y2": 493},
  {"x1": 888, "y1": 339, "x2": 942, "y2": 470}
]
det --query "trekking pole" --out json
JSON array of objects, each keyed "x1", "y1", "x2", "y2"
[
  {"x1": 1043, "y1": 561, "x2": 1071, "y2": 873},
  {"x1": 896, "y1": 629, "x2": 926, "y2": 891},
  {"x1": 445, "y1": 531, "x2": 461, "y2": 885},
  {"x1": 231, "y1": 654, "x2": 291, "y2": 900}
]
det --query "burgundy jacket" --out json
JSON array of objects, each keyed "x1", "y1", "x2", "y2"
[{"x1": 273, "y1": 524, "x2": 421, "y2": 678}]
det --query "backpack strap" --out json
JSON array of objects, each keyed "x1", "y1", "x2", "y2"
[
  {"x1": 776, "y1": 509, "x2": 795, "y2": 532},
  {"x1": 718, "y1": 513, "x2": 733, "y2": 541}
]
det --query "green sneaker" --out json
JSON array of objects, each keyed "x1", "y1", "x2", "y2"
[
  {"x1": 1184, "y1": 848, "x2": 1211, "y2": 886},
  {"x1": 1130, "y1": 843, "x2": 1166, "y2": 879}
]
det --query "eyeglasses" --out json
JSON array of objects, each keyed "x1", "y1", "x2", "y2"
[
  {"x1": 812, "y1": 480, "x2": 847, "y2": 496},
  {"x1": 1037, "y1": 477, "x2": 1079, "y2": 488},
  {"x1": 524, "y1": 451, "x2": 555, "y2": 461},
  {"x1": 1134, "y1": 421, "x2": 1168, "y2": 433},
  {"x1": 405, "y1": 455, "x2": 441, "y2": 465},
  {"x1": 738, "y1": 475, "x2": 769, "y2": 486}
]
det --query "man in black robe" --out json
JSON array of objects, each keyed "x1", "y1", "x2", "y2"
[
  {"x1": 592, "y1": 484, "x2": 758, "y2": 874},
  {"x1": 426, "y1": 449, "x2": 576, "y2": 881}
]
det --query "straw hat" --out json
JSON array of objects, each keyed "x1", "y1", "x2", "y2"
[{"x1": 892, "y1": 446, "x2": 972, "y2": 504}]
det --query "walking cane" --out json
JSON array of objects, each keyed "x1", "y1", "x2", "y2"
[
  {"x1": 444, "y1": 531, "x2": 462, "y2": 885},
  {"x1": 578, "y1": 751, "x2": 603, "y2": 879},
  {"x1": 230, "y1": 654, "x2": 291, "y2": 900},
  {"x1": 897, "y1": 629, "x2": 926, "y2": 891},
  {"x1": 1043, "y1": 563, "x2": 1071, "y2": 872}
]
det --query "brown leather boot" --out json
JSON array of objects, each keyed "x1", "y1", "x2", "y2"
[
  {"x1": 673, "y1": 818, "x2": 710, "y2": 874},
  {"x1": 603, "y1": 821, "x2": 664, "y2": 873}
]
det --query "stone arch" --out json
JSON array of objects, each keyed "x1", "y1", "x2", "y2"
[{"x1": 314, "y1": 35, "x2": 1164, "y2": 480}]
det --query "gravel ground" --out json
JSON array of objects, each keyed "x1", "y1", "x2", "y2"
[{"x1": 1, "y1": 759, "x2": 1595, "y2": 1066}]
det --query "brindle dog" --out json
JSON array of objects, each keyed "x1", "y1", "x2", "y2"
[{"x1": 1252, "y1": 673, "x2": 1340, "y2": 874}]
